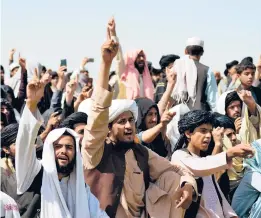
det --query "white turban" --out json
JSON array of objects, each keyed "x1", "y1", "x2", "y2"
[
  {"x1": 78, "y1": 98, "x2": 138, "y2": 123},
  {"x1": 109, "y1": 99, "x2": 138, "y2": 123},
  {"x1": 215, "y1": 90, "x2": 234, "y2": 115},
  {"x1": 41, "y1": 128, "x2": 108, "y2": 218}
]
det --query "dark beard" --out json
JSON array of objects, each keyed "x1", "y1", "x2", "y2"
[
  {"x1": 135, "y1": 62, "x2": 144, "y2": 74},
  {"x1": 114, "y1": 140, "x2": 135, "y2": 151},
  {"x1": 55, "y1": 156, "x2": 76, "y2": 175}
]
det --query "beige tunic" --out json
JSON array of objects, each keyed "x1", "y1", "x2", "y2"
[{"x1": 82, "y1": 86, "x2": 197, "y2": 218}]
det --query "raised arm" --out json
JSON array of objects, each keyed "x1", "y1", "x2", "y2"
[
  {"x1": 81, "y1": 38, "x2": 119, "y2": 170},
  {"x1": 108, "y1": 18, "x2": 125, "y2": 78},
  {"x1": 15, "y1": 78, "x2": 46, "y2": 194},
  {"x1": 139, "y1": 104, "x2": 175, "y2": 144},
  {"x1": 15, "y1": 57, "x2": 28, "y2": 112},
  {"x1": 157, "y1": 67, "x2": 176, "y2": 116},
  {"x1": 171, "y1": 144, "x2": 254, "y2": 177}
]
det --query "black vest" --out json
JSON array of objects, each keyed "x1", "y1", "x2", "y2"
[{"x1": 85, "y1": 142, "x2": 150, "y2": 218}]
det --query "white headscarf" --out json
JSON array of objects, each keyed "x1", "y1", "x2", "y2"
[
  {"x1": 40, "y1": 127, "x2": 108, "y2": 218},
  {"x1": 6, "y1": 67, "x2": 21, "y2": 98},
  {"x1": 215, "y1": 90, "x2": 234, "y2": 115},
  {"x1": 171, "y1": 55, "x2": 197, "y2": 105},
  {"x1": 78, "y1": 98, "x2": 138, "y2": 123}
]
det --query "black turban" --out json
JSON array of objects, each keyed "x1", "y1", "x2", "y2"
[
  {"x1": 1, "y1": 123, "x2": 19, "y2": 147},
  {"x1": 59, "y1": 112, "x2": 88, "y2": 129},
  {"x1": 224, "y1": 60, "x2": 239, "y2": 76},
  {"x1": 225, "y1": 91, "x2": 242, "y2": 111},
  {"x1": 175, "y1": 110, "x2": 214, "y2": 151},
  {"x1": 240, "y1": 57, "x2": 253, "y2": 65},
  {"x1": 159, "y1": 54, "x2": 180, "y2": 70},
  {"x1": 214, "y1": 114, "x2": 235, "y2": 131}
]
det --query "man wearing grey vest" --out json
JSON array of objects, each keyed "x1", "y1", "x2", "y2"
[{"x1": 173, "y1": 37, "x2": 218, "y2": 111}]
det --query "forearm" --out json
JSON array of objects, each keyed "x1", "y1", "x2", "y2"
[
  {"x1": 157, "y1": 83, "x2": 175, "y2": 116},
  {"x1": 15, "y1": 104, "x2": 42, "y2": 194},
  {"x1": 82, "y1": 87, "x2": 113, "y2": 170},
  {"x1": 39, "y1": 128, "x2": 52, "y2": 142},
  {"x1": 141, "y1": 123, "x2": 163, "y2": 144},
  {"x1": 111, "y1": 36, "x2": 125, "y2": 78},
  {"x1": 50, "y1": 90, "x2": 63, "y2": 109},
  {"x1": 247, "y1": 103, "x2": 257, "y2": 116},
  {"x1": 17, "y1": 68, "x2": 27, "y2": 100},
  {"x1": 98, "y1": 61, "x2": 111, "y2": 90},
  {"x1": 65, "y1": 92, "x2": 74, "y2": 107},
  {"x1": 172, "y1": 151, "x2": 230, "y2": 177},
  {"x1": 212, "y1": 143, "x2": 223, "y2": 155}
]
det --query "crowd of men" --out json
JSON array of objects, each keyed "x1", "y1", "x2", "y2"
[{"x1": 1, "y1": 18, "x2": 261, "y2": 218}]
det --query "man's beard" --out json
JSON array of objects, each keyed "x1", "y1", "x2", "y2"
[
  {"x1": 135, "y1": 62, "x2": 144, "y2": 74},
  {"x1": 115, "y1": 140, "x2": 135, "y2": 150},
  {"x1": 55, "y1": 156, "x2": 76, "y2": 175}
]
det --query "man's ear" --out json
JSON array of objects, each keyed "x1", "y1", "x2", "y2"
[
  {"x1": 2, "y1": 146, "x2": 10, "y2": 154},
  {"x1": 185, "y1": 130, "x2": 192, "y2": 140}
]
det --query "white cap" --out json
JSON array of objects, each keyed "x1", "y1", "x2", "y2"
[
  {"x1": 186, "y1": 37, "x2": 204, "y2": 48},
  {"x1": 9, "y1": 63, "x2": 20, "y2": 72}
]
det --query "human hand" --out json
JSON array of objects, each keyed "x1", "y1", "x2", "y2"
[
  {"x1": 26, "y1": 79, "x2": 45, "y2": 103},
  {"x1": 19, "y1": 57, "x2": 26, "y2": 71},
  {"x1": 212, "y1": 127, "x2": 225, "y2": 146},
  {"x1": 101, "y1": 39, "x2": 119, "y2": 64},
  {"x1": 9, "y1": 48, "x2": 16, "y2": 58},
  {"x1": 166, "y1": 66, "x2": 176, "y2": 85},
  {"x1": 175, "y1": 183, "x2": 193, "y2": 209},
  {"x1": 160, "y1": 103, "x2": 176, "y2": 127},
  {"x1": 226, "y1": 144, "x2": 254, "y2": 161},
  {"x1": 107, "y1": 17, "x2": 116, "y2": 36},
  {"x1": 234, "y1": 117, "x2": 242, "y2": 134},
  {"x1": 46, "y1": 112, "x2": 61, "y2": 130},
  {"x1": 237, "y1": 90, "x2": 256, "y2": 107}
]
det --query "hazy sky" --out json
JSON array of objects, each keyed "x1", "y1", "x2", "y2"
[{"x1": 1, "y1": 0, "x2": 261, "y2": 80}]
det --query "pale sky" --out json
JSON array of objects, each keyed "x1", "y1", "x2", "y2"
[{"x1": 1, "y1": 0, "x2": 261, "y2": 81}]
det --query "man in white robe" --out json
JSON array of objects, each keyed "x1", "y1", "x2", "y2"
[{"x1": 15, "y1": 78, "x2": 108, "y2": 218}]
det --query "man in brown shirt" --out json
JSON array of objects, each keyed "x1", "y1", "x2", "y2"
[{"x1": 81, "y1": 25, "x2": 197, "y2": 218}]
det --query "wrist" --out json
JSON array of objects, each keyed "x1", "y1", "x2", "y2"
[
  {"x1": 26, "y1": 99, "x2": 38, "y2": 111},
  {"x1": 214, "y1": 141, "x2": 223, "y2": 147},
  {"x1": 226, "y1": 149, "x2": 234, "y2": 162}
]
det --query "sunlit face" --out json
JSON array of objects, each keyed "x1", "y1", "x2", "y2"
[
  {"x1": 214, "y1": 71, "x2": 222, "y2": 82},
  {"x1": 1, "y1": 105, "x2": 10, "y2": 117},
  {"x1": 74, "y1": 123, "x2": 85, "y2": 146},
  {"x1": 239, "y1": 68, "x2": 255, "y2": 88},
  {"x1": 51, "y1": 76, "x2": 58, "y2": 87},
  {"x1": 226, "y1": 101, "x2": 241, "y2": 119},
  {"x1": 135, "y1": 51, "x2": 145, "y2": 70},
  {"x1": 224, "y1": 128, "x2": 237, "y2": 146},
  {"x1": 54, "y1": 135, "x2": 75, "y2": 169},
  {"x1": 145, "y1": 107, "x2": 158, "y2": 129},
  {"x1": 110, "y1": 111, "x2": 136, "y2": 143},
  {"x1": 228, "y1": 66, "x2": 237, "y2": 76},
  {"x1": 2, "y1": 143, "x2": 16, "y2": 158},
  {"x1": 10, "y1": 67, "x2": 19, "y2": 77},
  {"x1": 186, "y1": 123, "x2": 212, "y2": 152}
]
